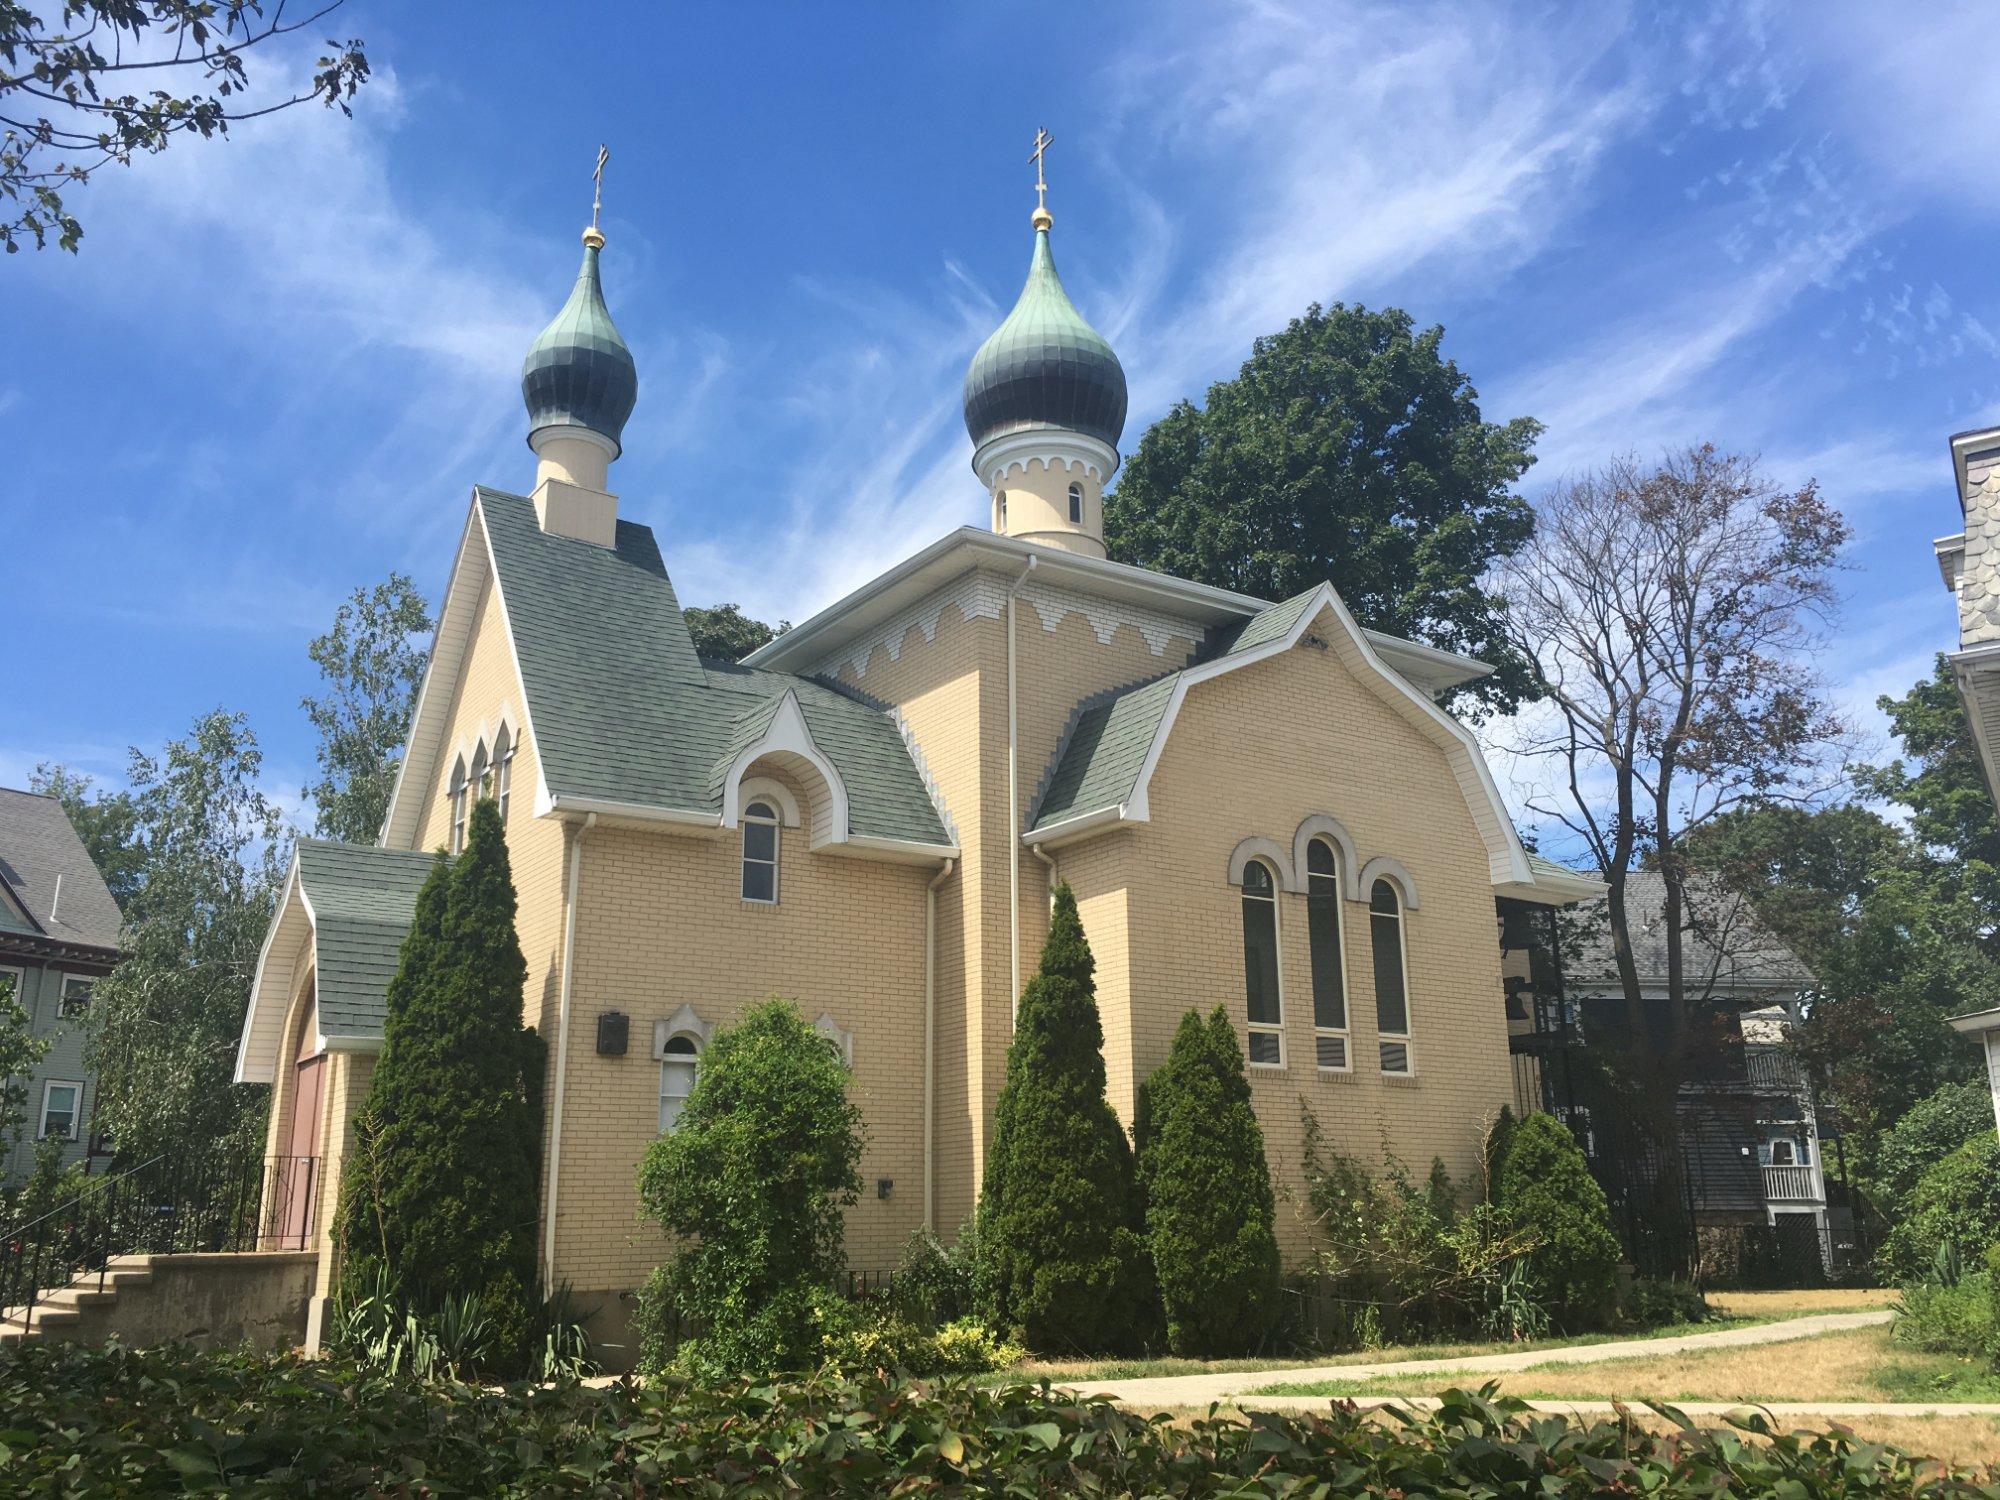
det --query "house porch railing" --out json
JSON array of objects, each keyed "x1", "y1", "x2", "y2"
[{"x1": 1762, "y1": 1161, "x2": 1823, "y2": 1203}]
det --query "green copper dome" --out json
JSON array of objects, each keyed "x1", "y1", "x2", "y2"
[
  {"x1": 963, "y1": 222, "x2": 1127, "y2": 453},
  {"x1": 522, "y1": 235, "x2": 638, "y2": 455}
]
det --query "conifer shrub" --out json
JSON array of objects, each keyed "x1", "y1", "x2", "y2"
[
  {"x1": 1137, "y1": 1007, "x2": 1281, "y2": 1355},
  {"x1": 1492, "y1": 1111, "x2": 1621, "y2": 1329},
  {"x1": 635, "y1": 998, "x2": 863, "y2": 1379},
  {"x1": 976, "y1": 883, "x2": 1150, "y2": 1353},
  {"x1": 334, "y1": 800, "x2": 544, "y2": 1370}
]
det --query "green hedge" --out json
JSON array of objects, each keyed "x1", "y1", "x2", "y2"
[{"x1": 1, "y1": 1343, "x2": 1994, "y2": 1496}]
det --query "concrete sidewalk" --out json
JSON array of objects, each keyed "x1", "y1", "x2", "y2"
[
  {"x1": 1061, "y1": 1309, "x2": 1896, "y2": 1411},
  {"x1": 1241, "y1": 1394, "x2": 2000, "y2": 1420}
]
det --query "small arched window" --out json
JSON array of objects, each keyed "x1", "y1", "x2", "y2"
[
  {"x1": 1067, "y1": 482, "x2": 1083, "y2": 524},
  {"x1": 1370, "y1": 879, "x2": 1412, "y2": 1073},
  {"x1": 1306, "y1": 839, "x2": 1348, "y2": 1070},
  {"x1": 470, "y1": 740, "x2": 490, "y2": 803},
  {"x1": 659, "y1": 1035, "x2": 699, "y2": 1132},
  {"x1": 447, "y1": 757, "x2": 469, "y2": 854},
  {"x1": 741, "y1": 799, "x2": 780, "y2": 903},
  {"x1": 1240, "y1": 860, "x2": 1283, "y2": 1066},
  {"x1": 492, "y1": 725, "x2": 514, "y2": 820},
  {"x1": 994, "y1": 486, "x2": 1007, "y2": 529}
]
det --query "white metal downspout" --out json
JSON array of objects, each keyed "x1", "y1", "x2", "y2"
[
  {"x1": 1031, "y1": 842, "x2": 1058, "y2": 901},
  {"x1": 923, "y1": 856, "x2": 954, "y2": 1232},
  {"x1": 541, "y1": 811, "x2": 595, "y2": 1290},
  {"x1": 1007, "y1": 554, "x2": 1037, "y2": 1020}
]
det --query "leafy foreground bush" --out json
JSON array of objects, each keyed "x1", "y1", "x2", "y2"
[
  {"x1": 1880, "y1": 1133, "x2": 2000, "y2": 1286},
  {"x1": 1, "y1": 1344, "x2": 1994, "y2": 1497}
]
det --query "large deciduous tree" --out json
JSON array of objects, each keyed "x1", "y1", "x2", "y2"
[
  {"x1": 683, "y1": 603, "x2": 788, "y2": 664},
  {"x1": 976, "y1": 882, "x2": 1149, "y2": 1352},
  {"x1": 1, "y1": 1, "x2": 369, "y2": 252},
  {"x1": 301, "y1": 572, "x2": 433, "y2": 846},
  {"x1": 1104, "y1": 302, "x2": 1541, "y2": 715},
  {"x1": 30, "y1": 762, "x2": 143, "y2": 909},
  {"x1": 1503, "y1": 446, "x2": 1849, "y2": 1066}
]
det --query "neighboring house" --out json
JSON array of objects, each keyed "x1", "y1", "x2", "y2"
[
  {"x1": 234, "y1": 186, "x2": 1603, "y2": 1358},
  {"x1": 0, "y1": 787, "x2": 124, "y2": 1180},
  {"x1": 1513, "y1": 872, "x2": 1836, "y2": 1259},
  {"x1": 1934, "y1": 428, "x2": 2000, "y2": 1127}
]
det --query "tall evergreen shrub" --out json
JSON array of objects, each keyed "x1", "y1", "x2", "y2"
[
  {"x1": 1492, "y1": 1112, "x2": 1621, "y2": 1329},
  {"x1": 1138, "y1": 1007, "x2": 1281, "y2": 1355},
  {"x1": 335, "y1": 799, "x2": 544, "y2": 1364},
  {"x1": 976, "y1": 883, "x2": 1148, "y2": 1352}
]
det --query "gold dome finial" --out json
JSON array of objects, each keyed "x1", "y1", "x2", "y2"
[
  {"x1": 1029, "y1": 126, "x2": 1054, "y2": 230},
  {"x1": 583, "y1": 142, "x2": 610, "y2": 248}
]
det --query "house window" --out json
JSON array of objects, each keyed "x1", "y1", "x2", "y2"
[
  {"x1": 1370, "y1": 878, "x2": 1412, "y2": 1074},
  {"x1": 39, "y1": 1080, "x2": 82, "y2": 1142},
  {"x1": 1769, "y1": 1138, "x2": 1797, "y2": 1166},
  {"x1": 1067, "y1": 482, "x2": 1083, "y2": 524},
  {"x1": 659, "y1": 1036, "x2": 699, "y2": 1132},
  {"x1": 741, "y1": 799, "x2": 780, "y2": 903},
  {"x1": 59, "y1": 976, "x2": 93, "y2": 1020},
  {"x1": 1240, "y1": 859, "x2": 1283, "y2": 1066},
  {"x1": 994, "y1": 487, "x2": 1007, "y2": 528},
  {"x1": 447, "y1": 757, "x2": 469, "y2": 853},
  {"x1": 0, "y1": 967, "x2": 21, "y2": 1018},
  {"x1": 1305, "y1": 839, "x2": 1348, "y2": 1070},
  {"x1": 492, "y1": 725, "x2": 514, "y2": 820}
]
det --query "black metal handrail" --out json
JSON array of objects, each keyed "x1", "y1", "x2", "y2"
[{"x1": 0, "y1": 1150, "x2": 320, "y2": 1335}]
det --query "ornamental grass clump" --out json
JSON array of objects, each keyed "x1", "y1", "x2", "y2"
[
  {"x1": 975, "y1": 883, "x2": 1151, "y2": 1353},
  {"x1": 1136, "y1": 1006, "x2": 1281, "y2": 1356}
]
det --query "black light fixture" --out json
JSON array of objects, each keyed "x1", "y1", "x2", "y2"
[{"x1": 597, "y1": 1011, "x2": 629, "y2": 1056}]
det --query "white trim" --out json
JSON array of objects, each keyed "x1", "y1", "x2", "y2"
[
  {"x1": 814, "y1": 1010, "x2": 855, "y2": 1065},
  {"x1": 235, "y1": 855, "x2": 308, "y2": 1085},
  {"x1": 737, "y1": 776, "x2": 801, "y2": 827},
  {"x1": 1226, "y1": 835, "x2": 1296, "y2": 893},
  {"x1": 719, "y1": 691, "x2": 851, "y2": 850},
  {"x1": 653, "y1": 1003, "x2": 713, "y2": 1058},
  {"x1": 1240, "y1": 857, "x2": 1286, "y2": 1069},
  {"x1": 972, "y1": 429, "x2": 1120, "y2": 489},
  {"x1": 545, "y1": 794, "x2": 722, "y2": 830},
  {"x1": 1302, "y1": 836, "x2": 1354, "y2": 1073},
  {"x1": 824, "y1": 835, "x2": 964, "y2": 863},
  {"x1": 1292, "y1": 815, "x2": 1361, "y2": 901},
  {"x1": 57, "y1": 973, "x2": 94, "y2": 1021},
  {"x1": 1021, "y1": 804, "x2": 1129, "y2": 849},
  {"x1": 1357, "y1": 855, "x2": 1422, "y2": 911},
  {"x1": 38, "y1": 1078, "x2": 83, "y2": 1141},
  {"x1": 1369, "y1": 881, "x2": 1415, "y2": 1077}
]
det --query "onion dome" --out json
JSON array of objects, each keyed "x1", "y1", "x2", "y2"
[
  {"x1": 963, "y1": 214, "x2": 1127, "y2": 453},
  {"x1": 521, "y1": 228, "x2": 639, "y2": 456}
]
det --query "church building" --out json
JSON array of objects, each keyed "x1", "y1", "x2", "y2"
[{"x1": 235, "y1": 164, "x2": 1602, "y2": 1356}]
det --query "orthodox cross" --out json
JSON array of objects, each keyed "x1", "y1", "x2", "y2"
[
  {"x1": 591, "y1": 144, "x2": 610, "y2": 231},
  {"x1": 1029, "y1": 127, "x2": 1053, "y2": 213}
]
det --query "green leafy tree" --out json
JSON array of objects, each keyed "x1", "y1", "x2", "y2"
[
  {"x1": 28, "y1": 763, "x2": 143, "y2": 908},
  {"x1": 86, "y1": 709, "x2": 287, "y2": 1166},
  {"x1": 1493, "y1": 1113, "x2": 1620, "y2": 1329},
  {"x1": 683, "y1": 603, "x2": 788, "y2": 663},
  {"x1": 1104, "y1": 302, "x2": 1541, "y2": 714},
  {"x1": 1862, "y1": 656, "x2": 2000, "y2": 920},
  {"x1": 302, "y1": 573, "x2": 433, "y2": 845},
  {"x1": 1877, "y1": 1133, "x2": 2000, "y2": 1285},
  {"x1": 0, "y1": 970, "x2": 49, "y2": 1172},
  {"x1": 635, "y1": 998, "x2": 862, "y2": 1377},
  {"x1": 1871, "y1": 1082, "x2": 1997, "y2": 1227},
  {"x1": 1137, "y1": 1007, "x2": 1280, "y2": 1355},
  {"x1": 336, "y1": 799, "x2": 543, "y2": 1366},
  {"x1": 976, "y1": 882, "x2": 1148, "y2": 1352},
  {"x1": 1, "y1": 1, "x2": 370, "y2": 252}
]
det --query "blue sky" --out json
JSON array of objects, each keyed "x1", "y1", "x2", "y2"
[{"x1": 3, "y1": 1, "x2": 1992, "y2": 839}]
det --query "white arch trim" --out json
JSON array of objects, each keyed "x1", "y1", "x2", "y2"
[
  {"x1": 720, "y1": 691, "x2": 850, "y2": 849},
  {"x1": 1226, "y1": 836, "x2": 1294, "y2": 892},
  {"x1": 653, "y1": 1002, "x2": 713, "y2": 1059},
  {"x1": 738, "y1": 776, "x2": 801, "y2": 827},
  {"x1": 814, "y1": 1010, "x2": 855, "y2": 1065},
  {"x1": 1292, "y1": 814, "x2": 1360, "y2": 900},
  {"x1": 1359, "y1": 855, "x2": 1422, "y2": 911}
]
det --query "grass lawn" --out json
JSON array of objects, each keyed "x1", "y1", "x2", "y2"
[{"x1": 1258, "y1": 1327, "x2": 1989, "y2": 1405}]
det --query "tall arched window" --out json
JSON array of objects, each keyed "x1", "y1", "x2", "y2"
[
  {"x1": 994, "y1": 486, "x2": 1007, "y2": 529},
  {"x1": 1067, "y1": 482, "x2": 1083, "y2": 524},
  {"x1": 470, "y1": 740, "x2": 490, "y2": 802},
  {"x1": 1240, "y1": 860, "x2": 1283, "y2": 1066},
  {"x1": 492, "y1": 725, "x2": 514, "y2": 820},
  {"x1": 447, "y1": 757, "x2": 469, "y2": 854},
  {"x1": 1306, "y1": 839, "x2": 1349, "y2": 1070},
  {"x1": 741, "y1": 799, "x2": 780, "y2": 903},
  {"x1": 658, "y1": 1035, "x2": 699, "y2": 1132},
  {"x1": 1370, "y1": 878, "x2": 1412, "y2": 1073}
]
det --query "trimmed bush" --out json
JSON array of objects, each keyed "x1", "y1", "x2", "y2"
[
  {"x1": 1875, "y1": 1082, "x2": 1996, "y2": 1223},
  {"x1": 1623, "y1": 1277, "x2": 1710, "y2": 1329},
  {"x1": 1879, "y1": 1132, "x2": 2000, "y2": 1286},
  {"x1": 1138, "y1": 1007, "x2": 1281, "y2": 1355},
  {"x1": 635, "y1": 998, "x2": 863, "y2": 1378},
  {"x1": 976, "y1": 883, "x2": 1148, "y2": 1353},
  {"x1": 1493, "y1": 1112, "x2": 1621, "y2": 1330},
  {"x1": 0, "y1": 1342, "x2": 1990, "y2": 1494},
  {"x1": 334, "y1": 799, "x2": 544, "y2": 1368}
]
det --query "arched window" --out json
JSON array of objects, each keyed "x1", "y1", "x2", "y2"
[
  {"x1": 1370, "y1": 878, "x2": 1412, "y2": 1073},
  {"x1": 1306, "y1": 839, "x2": 1348, "y2": 1070},
  {"x1": 1067, "y1": 482, "x2": 1083, "y2": 524},
  {"x1": 492, "y1": 725, "x2": 514, "y2": 820},
  {"x1": 741, "y1": 799, "x2": 780, "y2": 903},
  {"x1": 658, "y1": 1035, "x2": 699, "y2": 1132},
  {"x1": 994, "y1": 486, "x2": 1007, "y2": 529},
  {"x1": 470, "y1": 740, "x2": 490, "y2": 802},
  {"x1": 447, "y1": 757, "x2": 468, "y2": 854},
  {"x1": 1240, "y1": 859, "x2": 1283, "y2": 1066}
]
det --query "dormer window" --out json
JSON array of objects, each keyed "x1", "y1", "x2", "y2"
[{"x1": 1068, "y1": 482, "x2": 1083, "y2": 524}]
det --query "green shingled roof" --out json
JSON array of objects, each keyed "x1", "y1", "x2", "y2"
[
  {"x1": 295, "y1": 840, "x2": 437, "y2": 1042},
  {"x1": 477, "y1": 488, "x2": 950, "y2": 847}
]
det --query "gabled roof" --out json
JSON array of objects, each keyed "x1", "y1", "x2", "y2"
[
  {"x1": 1564, "y1": 871, "x2": 1815, "y2": 997},
  {"x1": 383, "y1": 489, "x2": 952, "y2": 854},
  {"x1": 0, "y1": 787, "x2": 122, "y2": 954}
]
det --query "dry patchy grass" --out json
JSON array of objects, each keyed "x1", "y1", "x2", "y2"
[{"x1": 1707, "y1": 1287, "x2": 1897, "y2": 1318}]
